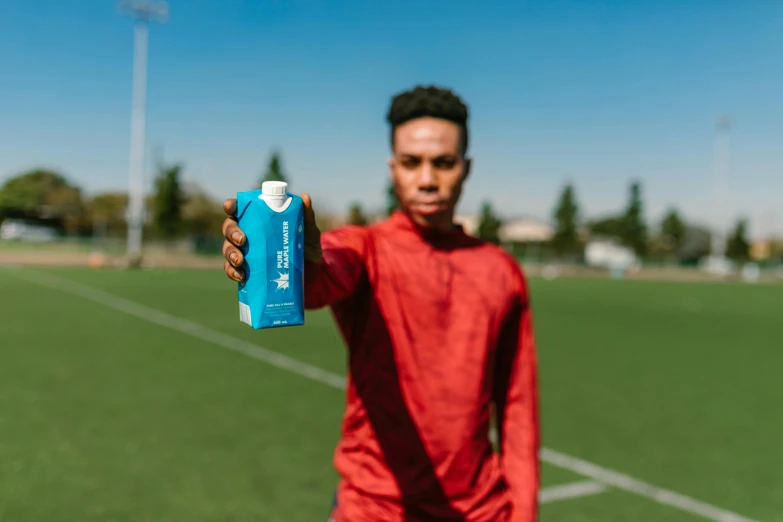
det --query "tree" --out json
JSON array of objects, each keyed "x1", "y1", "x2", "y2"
[
  {"x1": 551, "y1": 183, "x2": 580, "y2": 258},
  {"x1": 660, "y1": 207, "x2": 686, "y2": 257},
  {"x1": 725, "y1": 218, "x2": 750, "y2": 261},
  {"x1": 386, "y1": 179, "x2": 399, "y2": 216},
  {"x1": 152, "y1": 162, "x2": 185, "y2": 240},
  {"x1": 181, "y1": 184, "x2": 225, "y2": 237},
  {"x1": 259, "y1": 151, "x2": 288, "y2": 188},
  {"x1": 86, "y1": 192, "x2": 129, "y2": 237},
  {"x1": 0, "y1": 169, "x2": 68, "y2": 212},
  {"x1": 88, "y1": 192, "x2": 128, "y2": 221},
  {"x1": 587, "y1": 216, "x2": 623, "y2": 239},
  {"x1": 620, "y1": 181, "x2": 647, "y2": 256},
  {"x1": 0, "y1": 169, "x2": 85, "y2": 234},
  {"x1": 679, "y1": 225, "x2": 712, "y2": 264},
  {"x1": 347, "y1": 202, "x2": 368, "y2": 226},
  {"x1": 477, "y1": 201, "x2": 502, "y2": 245}
]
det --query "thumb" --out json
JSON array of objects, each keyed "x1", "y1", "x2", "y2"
[
  {"x1": 301, "y1": 193, "x2": 316, "y2": 223},
  {"x1": 300, "y1": 192, "x2": 323, "y2": 263}
]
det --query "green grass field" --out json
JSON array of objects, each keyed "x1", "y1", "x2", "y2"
[{"x1": 1, "y1": 266, "x2": 781, "y2": 522}]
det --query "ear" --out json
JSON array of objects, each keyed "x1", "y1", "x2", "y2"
[
  {"x1": 387, "y1": 156, "x2": 395, "y2": 179},
  {"x1": 462, "y1": 157, "x2": 472, "y2": 182}
]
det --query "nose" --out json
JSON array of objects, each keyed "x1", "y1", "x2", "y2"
[{"x1": 417, "y1": 162, "x2": 438, "y2": 192}]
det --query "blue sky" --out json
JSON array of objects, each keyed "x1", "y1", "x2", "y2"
[{"x1": 1, "y1": 0, "x2": 781, "y2": 237}]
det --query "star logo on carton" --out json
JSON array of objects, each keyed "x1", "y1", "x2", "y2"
[{"x1": 272, "y1": 272, "x2": 289, "y2": 291}]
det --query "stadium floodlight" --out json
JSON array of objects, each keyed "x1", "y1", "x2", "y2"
[
  {"x1": 118, "y1": 0, "x2": 168, "y2": 266},
  {"x1": 711, "y1": 115, "x2": 732, "y2": 258},
  {"x1": 118, "y1": 0, "x2": 169, "y2": 21}
]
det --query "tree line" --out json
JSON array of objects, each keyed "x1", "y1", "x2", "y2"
[
  {"x1": 0, "y1": 151, "x2": 290, "y2": 244},
  {"x1": 496, "y1": 180, "x2": 752, "y2": 263},
  {"x1": 0, "y1": 151, "x2": 770, "y2": 263},
  {"x1": 549, "y1": 181, "x2": 755, "y2": 263}
]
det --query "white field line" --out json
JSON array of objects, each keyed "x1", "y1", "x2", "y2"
[
  {"x1": 7, "y1": 268, "x2": 346, "y2": 391},
  {"x1": 539, "y1": 448, "x2": 758, "y2": 522},
  {"x1": 539, "y1": 480, "x2": 607, "y2": 504},
  {"x1": 8, "y1": 268, "x2": 759, "y2": 522}
]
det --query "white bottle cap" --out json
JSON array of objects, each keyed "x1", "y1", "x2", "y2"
[{"x1": 261, "y1": 181, "x2": 288, "y2": 197}]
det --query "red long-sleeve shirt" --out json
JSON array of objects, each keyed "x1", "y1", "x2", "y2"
[{"x1": 305, "y1": 211, "x2": 539, "y2": 522}]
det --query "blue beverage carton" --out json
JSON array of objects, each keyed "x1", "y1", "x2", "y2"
[{"x1": 235, "y1": 181, "x2": 305, "y2": 329}]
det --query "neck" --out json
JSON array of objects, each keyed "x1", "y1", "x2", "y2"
[{"x1": 402, "y1": 209, "x2": 456, "y2": 233}]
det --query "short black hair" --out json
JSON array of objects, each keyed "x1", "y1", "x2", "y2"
[{"x1": 386, "y1": 85, "x2": 469, "y2": 155}]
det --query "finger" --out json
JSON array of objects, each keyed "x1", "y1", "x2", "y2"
[
  {"x1": 222, "y1": 218, "x2": 245, "y2": 246},
  {"x1": 222, "y1": 240, "x2": 244, "y2": 267},
  {"x1": 221, "y1": 217, "x2": 232, "y2": 237},
  {"x1": 224, "y1": 260, "x2": 245, "y2": 282},
  {"x1": 223, "y1": 198, "x2": 237, "y2": 217}
]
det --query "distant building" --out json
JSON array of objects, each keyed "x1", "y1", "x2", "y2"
[
  {"x1": 455, "y1": 214, "x2": 554, "y2": 243},
  {"x1": 454, "y1": 214, "x2": 479, "y2": 235},
  {"x1": 584, "y1": 237, "x2": 638, "y2": 270},
  {"x1": 750, "y1": 240, "x2": 771, "y2": 262},
  {"x1": 499, "y1": 217, "x2": 553, "y2": 244},
  {"x1": 0, "y1": 218, "x2": 58, "y2": 242}
]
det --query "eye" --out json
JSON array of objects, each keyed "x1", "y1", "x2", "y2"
[
  {"x1": 400, "y1": 156, "x2": 421, "y2": 169},
  {"x1": 432, "y1": 156, "x2": 458, "y2": 170}
]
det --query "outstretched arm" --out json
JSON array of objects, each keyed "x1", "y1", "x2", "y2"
[
  {"x1": 303, "y1": 226, "x2": 367, "y2": 310},
  {"x1": 494, "y1": 273, "x2": 540, "y2": 522},
  {"x1": 221, "y1": 193, "x2": 366, "y2": 309}
]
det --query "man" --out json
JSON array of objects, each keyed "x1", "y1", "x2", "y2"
[{"x1": 221, "y1": 85, "x2": 539, "y2": 522}]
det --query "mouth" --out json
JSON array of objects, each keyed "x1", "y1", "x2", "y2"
[{"x1": 410, "y1": 200, "x2": 447, "y2": 215}]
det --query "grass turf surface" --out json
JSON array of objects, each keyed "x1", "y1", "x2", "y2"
[{"x1": 0, "y1": 267, "x2": 780, "y2": 521}]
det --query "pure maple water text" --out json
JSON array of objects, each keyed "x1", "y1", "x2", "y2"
[{"x1": 235, "y1": 181, "x2": 305, "y2": 329}]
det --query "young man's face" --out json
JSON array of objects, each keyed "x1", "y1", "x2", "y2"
[{"x1": 388, "y1": 117, "x2": 471, "y2": 231}]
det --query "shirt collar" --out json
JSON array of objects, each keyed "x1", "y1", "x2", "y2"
[{"x1": 388, "y1": 210, "x2": 467, "y2": 245}]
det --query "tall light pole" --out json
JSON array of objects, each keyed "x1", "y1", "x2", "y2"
[
  {"x1": 119, "y1": 0, "x2": 168, "y2": 266},
  {"x1": 711, "y1": 115, "x2": 731, "y2": 258}
]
